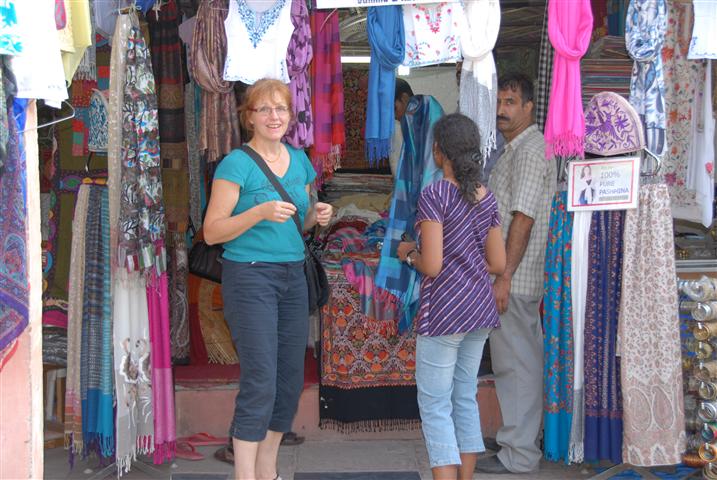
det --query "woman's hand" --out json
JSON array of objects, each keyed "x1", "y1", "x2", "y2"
[
  {"x1": 314, "y1": 202, "x2": 333, "y2": 226},
  {"x1": 396, "y1": 241, "x2": 417, "y2": 262},
  {"x1": 260, "y1": 200, "x2": 297, "y2": 223}
]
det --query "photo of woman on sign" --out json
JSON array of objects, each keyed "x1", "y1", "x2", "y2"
[{"x1": 578, "y1": 165, "x2": 595, "y2": 205}]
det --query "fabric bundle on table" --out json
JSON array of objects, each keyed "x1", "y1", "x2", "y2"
[
  {"x1": 545, "y1": 0, "x2": 593, "y2": 159},
  {"x1": 190, "y1": 0, "x2": 241, "y2": 163},
  {"x1": 459, "y1": 0, "x2": 499, "y2": 158},
  {"x1": 284, "y1": 0, "x2": 313, "y2": 150},
  {"x1": 365, "y1": 6, "x2": 404, "y2": 164},
  {"x1": 309, "y1": 8, "x2": 345, "y2": 185},
  {"x1": 542, "y1": 191, "x2": 574, "y2": 463},
  {"x1": 375, "y1": 95, "x2": 443, "y2": 333},
  {"x1": 625, "y1": 0, "x2": 667, "y2": 157},
  {"x1": 619, "y1": 183, "x2": 685, "y2": 467}
]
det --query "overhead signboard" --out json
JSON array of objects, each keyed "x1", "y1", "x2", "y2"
[{"x1": 316, "y1": 0, "x2": 459, "y2": 8}]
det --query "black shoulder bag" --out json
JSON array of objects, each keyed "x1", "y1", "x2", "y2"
[
  {"x1": 241, "y1": 145, "x2": 330, "y2": 313},
  {"x1": 187, "y1": 216, "x2": 224, "y2": 284}
]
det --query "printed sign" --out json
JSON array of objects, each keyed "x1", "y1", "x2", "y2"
[
  {"x1": 316, "y1": 0, "x2": 460, "y2": 8},
  {"x1": 567, "y1": 157, "x2": 641, "y2": 212}
]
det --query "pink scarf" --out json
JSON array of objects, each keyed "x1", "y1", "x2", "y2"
[{"x1": 544, "y1": 0, "x2": 593, "y2": 159}]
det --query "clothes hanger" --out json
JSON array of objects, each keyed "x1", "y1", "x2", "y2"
[
  {"x1": 19, "y1": 100, "x2": 75, "y2": 133},
  {"x1": 640, "y1": 147, "x2": 662, "y2": 178}
]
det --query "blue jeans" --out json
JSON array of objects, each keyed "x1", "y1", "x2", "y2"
[
  {"x1": 222, "y1": 260, "x2": 308, "y2": 442},
  {"x1": 416, "y1": 328, "x2": 491, "y2": 468}
]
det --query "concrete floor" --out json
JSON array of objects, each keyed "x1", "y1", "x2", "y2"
[{"x1": 44, "y1": 439, "x2": 596, "y2": 480}]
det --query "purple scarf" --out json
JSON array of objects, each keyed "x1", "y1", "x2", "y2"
[{"x1": 283, "y1": 0, "x2": 313, "y2": 149}]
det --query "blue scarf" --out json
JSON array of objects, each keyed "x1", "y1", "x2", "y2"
[
  {"x1": 625, "y1": 0, "x2": 667, "y2": 156},
  {"x1": 375, "y1": 95, "x2": 443, "y2": 332},
  {"x1": 365, "y1": 6, "x2": 404, "y2": 164},
  {"x1": 543, "y1": 191, "x2": 574, "y2": 463}
]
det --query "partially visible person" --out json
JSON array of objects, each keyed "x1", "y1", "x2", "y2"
[
  {"x1": 389, "y1": 77, "x2": 415, "y2": 177},
  {"x1": 203, "y1": 78, "x2": 332, "y2": 480},
  {"x1": 397, "y1": 113, "x2": 506, "y2": 480},
  {"x1": 475, "y1": 73, "x2": 556, "y2": 475},
  {"x1": 578, "y1": 164, "x2": 595, "y2": 205}
]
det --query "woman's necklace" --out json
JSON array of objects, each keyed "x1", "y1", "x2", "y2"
[{"x1": 251, "y1": 142, "x2": 282, "y2": 163}]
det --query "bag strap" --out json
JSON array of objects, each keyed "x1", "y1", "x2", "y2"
[{"x1": 240, "y1": 144, "x2": 308, "y2": 253}]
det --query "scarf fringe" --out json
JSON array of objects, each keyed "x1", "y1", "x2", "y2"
[
  {"x1": 137, "y1": 434, "x2": 154, "y2": 455},
  {"x1": 83, "y1": 432, "x2": 115, "y2": 459},
  {"x1": 546, "y1": 134, "x2": 585, "y2": 160},
  {"x1": 64, "y1": 432, "x2": 84, "y2": 458},
  {"x1": 116, "y1": 452, "x2": 134, "y2": 476},
  {"x1": 365, "y1": 138, "x2": 392, "y2": 166},
  {"x1": 568, "y1": 443, "x2": 584, "y2": 465},
  {"x1": 153, "y1": 440, "x2": 176, "y2": 464},
  {"x1": 319, "y1": 418, "x2": 421, "y2": 434}
]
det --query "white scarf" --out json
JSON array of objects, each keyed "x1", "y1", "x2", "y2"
[
  {"x1": 687, "y1": 61, "x2": 715, "y2": 227},
  {"x1": 459, "y1": 0, "x2": 501, "y2": 159},
  {"x1": 688, "y1": 0, "x2": 717, "y2": 59}
]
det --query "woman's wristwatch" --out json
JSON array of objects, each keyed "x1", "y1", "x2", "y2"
[{"x1": 405, "y1": 248, "x2": 418, "y2": 267}]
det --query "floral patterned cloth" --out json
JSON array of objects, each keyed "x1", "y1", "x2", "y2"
[
  {"x1": 618, "y1": 184, "x2": 685, "y2": 466},
  {"x1": 119, "y1": 26, "x2": 166, "y2": 275},
  {"x1": 584, "y1": 92, "x2": 644, "y2": 156},
  {"x1": 402, "y1": 2, "x2": 463, "y2": 68},
  {"x1": 0, "y1": 0, "x2": 21, "y2": 56},
  {"x1": 662, "y1": 3, "x2": 705, "y2": 219},
  {"x1": 543, "y1": 191, "x2": 574, "y2": 463}
]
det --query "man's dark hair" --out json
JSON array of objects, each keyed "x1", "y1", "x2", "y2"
[
  {"x1": 498, "y1": 73, "x2": 535, "y2": 105},
  {"x1": 395, "y1": 78, "x2": 414, "y2": 102}
]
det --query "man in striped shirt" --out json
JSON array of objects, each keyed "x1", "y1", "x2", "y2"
[{"x1": 475, "y1": 73, "x2": 557, "y2": 475}]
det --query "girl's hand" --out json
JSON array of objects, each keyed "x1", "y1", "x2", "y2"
[
  {"x1": 397, "y1": 241, "x2": 417, "y2": 261},
  {"x1": 314, "y1": 202, "x2": 333, "y2": 226},
  {"x1": 260, "y1": 200, "x2": 296, "y2": 223}
]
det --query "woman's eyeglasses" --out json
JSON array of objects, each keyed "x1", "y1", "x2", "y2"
[{"x1": 251, "y1": 106, "x2": 290, "y2": 116}]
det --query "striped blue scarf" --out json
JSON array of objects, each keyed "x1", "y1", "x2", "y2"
[{"x1": 375, "y1": 95, "x2": 443, "y2": 332}]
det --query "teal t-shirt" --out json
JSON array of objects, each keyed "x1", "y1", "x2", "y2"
[{"x1": 213, "y1": 144, "x2": 317, "y2": 263}]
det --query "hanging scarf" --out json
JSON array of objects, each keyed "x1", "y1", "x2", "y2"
[
  {"x1": 119, "y1": 26, "x2": 166, "y2": 276},
  {"x1": 375, "y1": 95, "x2": 443, "y2": 332},
  {"x1": 535, "y1": 2, "x2": 554, "y2": 132},
  {"x1": 80, "y1": 185, "x2": 114, "y2": 459},
  {"x1": 545, "y1": 0, "x2": 593, "y2": 159},
  {"x1": 365, "y1": 6, "x2": 404, "y2": 164},
  {"x1": 583, "y1": 210, "x2": 624, "y2": 465},
  {"x1": 74, "y1": 0, "x2": 96, "y2": 81},
  {"x1": 542, "y1": 191, "x2": 574, "y2": 463},
  {"x1": 147, "y1": 271, "x2": 176, "y2": 463},
  {"x1": 403, "y1": 3, "x2": 464, "y2": 68},
  {"x1": 113, "y1": 271, "x2": 154, "y2": 474},
  {"x1": 688, "y1": 0, "x2": 717, "y2": 59},
  {"x1": 568, "y1": 211, "x2": 591, "y2": 464},
  {"x1": 459, "y1": 0, "x2": 500, "y2": 159},
  {"x1": 284, "y1": 0, "x2": 313, "y2": 150},
  {"x1": 619, "y1": 184, "x2": 685, "y2": 466},
  {"x1": 308, "y1": 9, "x2": 345, "y2": 185},
  {"x1": 64, "y1": 184, "x2": 89, "y2": 456},
  {"x1": 0, "y1": 71, "x2": 26, "y2": 369},
  {"x1": 625, "y1": 0, "x2": 667, "y2": 156},
  {"x1": 189, "y1": 0, "x2": 241, "y2": 163},
  {"x1": 687, "y1": 61, "x2": 715, "y2": 227}
]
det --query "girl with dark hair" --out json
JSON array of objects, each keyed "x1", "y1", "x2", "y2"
[{"x1": 397, "y1": 113, "x2": 506, "y2": 480}]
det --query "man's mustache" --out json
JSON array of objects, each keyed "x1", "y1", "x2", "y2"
[{"x1": 497, "y1": 116, "x2": 510, "y2": 122}]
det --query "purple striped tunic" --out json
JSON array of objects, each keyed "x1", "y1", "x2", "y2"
[{"x1": 415, "y1": 180, "x2": 501, "y2": 336}]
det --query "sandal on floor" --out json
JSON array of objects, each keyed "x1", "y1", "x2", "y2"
[
  {"x1": 178, "y1": 432, "x2": 229, "y2": 447},
  {"x1": 214, "y1": 445, "x2": 234, "y2": 465},
  {"x1": 176, "y1": 441, "x2": 204, "y2": 461},
  {"x1": 280, "y1": 432, "x2": 304, "y2": 446}
]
